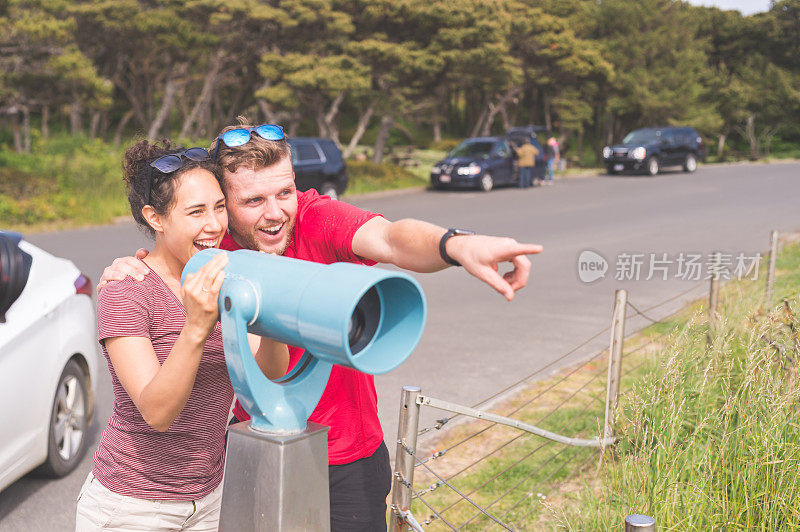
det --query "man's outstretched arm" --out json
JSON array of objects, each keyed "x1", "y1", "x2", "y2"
[{"x1": 351, "y1": 217, "x2": 542, "y2": 301}]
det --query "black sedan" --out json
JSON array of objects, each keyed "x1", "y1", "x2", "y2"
[{"x1": 430, "y1": 137, "x2": 517, "y2": 192}]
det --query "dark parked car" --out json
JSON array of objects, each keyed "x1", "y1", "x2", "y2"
[
  {"x1": 430, "y1": 137, "x2": 518, "y2": 192},
  {"x1": 505, "y1": 126, "x2": 547, "y2": 182},
  {"x1": 602, "y1": 126, "x2": 705, "y2": 176},
  {"x1": 289, "y1": 137, "x2": 348, "y2": 200}
]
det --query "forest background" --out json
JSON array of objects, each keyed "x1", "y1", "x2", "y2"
[{"x1": 1, "y1": 0, "x2": 799, "y2": 226}]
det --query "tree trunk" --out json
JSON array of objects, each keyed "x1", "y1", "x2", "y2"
[
  {"x1": 181, "y1": 51, "x2": 224, "y2": 139},
  {"x1": 393, "y1": 122, "x2": 415, "y2": 143},
  {"x1": 113, "y1": 110, "x2": 135, "y2": 145},
  {"x1": 761, "y1": 126, "x2": 779, "y2": 158},
  {"x1": 257, "y1": 99, "x2": 280, "y2": 124},
  {"x1": 605, "y1": 111, "x2": 615, "y2": 146},
  {"x1": 287, "y1": 118, "x2": 300, "y2": 137},
  {"x1": 735, "y1": 114, "x2": 759, "y2": 160},
  {"x1": 148, "y1": 75, "x2": 180, "y2": 141},
  {"x1": 314, "y1": 99, "x2": 328, "y2": 137},
  {"x1": 577, "y1": 128, "x2": 584, "y2": 165},
  {"x1": 10, "y1": 110, "x2": 23, "y2": 152},
  {"x1": 499, "y1": 106, "x2": 510, "y2": 132},
  {"x1": 343, "y1": 103, "x2": 374, "y2": 159},
  {"x1": 481, "y1": 87, "x2": 522, "y2": 136},
  {"x1": 323, "y1": 90, "x2": 346, "y2": 146},
  {"x1": 543, "y1": 90, "x2": 552, "y2": 132},
  {"x1": 22, "y1": 106, "x2": 31, "y2": 153},
  {"x1": 41, "y1": 104, "x2": 50, "y2": 138},
  {"x1": 716, "y1": 133, "x2": 727, "y2": 160},
  {"x1": 372, "y1": 114, "x2": 394, "y2": 164},
  {"x1": 432, "y1": 121, "x2": 442, "y2": 142},
  {"x1": 70, "y1": 100, "x2": 83, "y2": 135},
  {"x1": 470, "y1": 99, "x2": 489, "y2": 138},
  {"x1": 99, "y1": 111, "x2": 110, "y2": 140},
  {"x1": 89, "y1": 112, "x2": 101, "y2": 140}
]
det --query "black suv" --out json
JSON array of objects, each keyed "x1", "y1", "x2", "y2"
[
  {"x1": 602, "y1": 127, "x2": 705, "y2": 176},
  {"x1": 289, "y1": 138, "x2": 348, "y2": 199}
]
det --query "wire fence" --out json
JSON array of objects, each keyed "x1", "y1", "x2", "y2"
[
  {"x1": 390, "y1": 231, "x2": 784, "y2": 531},
  {"x1": 389, "y1": 277, "x2": 718, "y2": 531}
]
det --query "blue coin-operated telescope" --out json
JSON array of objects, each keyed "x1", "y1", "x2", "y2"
[{"x1": 182, "y1": 248, "x2": 426, "y2": 434}]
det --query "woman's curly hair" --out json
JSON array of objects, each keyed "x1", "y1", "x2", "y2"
[{"x1": 122, "y1": 139, "x2": 222, "y2": 237}]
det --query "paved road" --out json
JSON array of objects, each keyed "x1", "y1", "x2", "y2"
[{"x1": 2, "y1": 162, "x2": 799, "y2": 530}]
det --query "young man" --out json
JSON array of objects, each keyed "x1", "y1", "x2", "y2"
[{"x1": 99, "y1": 122, "x2": 542, "y2": 531}]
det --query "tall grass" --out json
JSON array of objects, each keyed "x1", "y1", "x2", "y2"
[{"x1": 554, "y1": 245, "x2": 800, "y2": 529}]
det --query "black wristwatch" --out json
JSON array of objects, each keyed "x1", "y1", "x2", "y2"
[{"x1": 439, "y1": 228, "x2": 476, "y2": 266}]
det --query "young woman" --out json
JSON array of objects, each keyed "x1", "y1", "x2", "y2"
[{"x1": 75, "y1": 140, "x2": 288, "y2": 531}]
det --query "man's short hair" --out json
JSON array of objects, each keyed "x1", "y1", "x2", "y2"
[{"x1": 210, "y1": 117, "x2": 291, "y2": 178}]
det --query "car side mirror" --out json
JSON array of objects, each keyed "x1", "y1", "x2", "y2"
[{"x1": 0, "y1": 232, "x2": 32, "y2": 323}]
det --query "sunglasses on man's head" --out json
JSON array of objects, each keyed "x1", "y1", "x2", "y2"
[
  {"x1": 145, "y1": 147, "x2": 211, "y2": 205},
  {"x1": 212, "y1": 124, "x2": 285, "y2": 160}
]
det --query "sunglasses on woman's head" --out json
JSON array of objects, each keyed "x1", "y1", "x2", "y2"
[
  {"x1": 145, "y1": 147, "x2": 211, "y2": 205},
  {"x1": 212, "y1": 124, "x2": 285, "y2": 160}
]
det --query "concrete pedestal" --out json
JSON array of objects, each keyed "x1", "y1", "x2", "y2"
[{"x1": 219, "y1": 421, "x2": 330, "y2": 532}]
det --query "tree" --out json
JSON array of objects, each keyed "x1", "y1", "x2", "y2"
[{"x1": 0, "y1": 0, "x2": 109, "y2": 151}]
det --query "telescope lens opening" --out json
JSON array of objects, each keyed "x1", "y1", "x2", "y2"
[{"x1": 348, "y1": 286, "x2": 381, "y2": 354}]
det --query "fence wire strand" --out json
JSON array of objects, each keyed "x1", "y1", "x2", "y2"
[
  {"x1": 414, "y1": 324, "x2": 614, "y2": 437},
  {"x1": 456, "y1": 400, "x2": 599, "y2": 529},
  {"x1": 505, "y1": 447, "x2": 600, "y2": 528},
  {"x1": 401, "y1": 289, "x2": 700, "y2": 529},
  {"x1": 411, "y1": 488, "x2": 459, "y2": 530},
  {"x1": 626, "y1": 300, "x2": 661, "y2": 324},
  {"x1": 459, "y1": 405, "x2": 589, "y2": 529},
  {"x1": 407, "y1": 442, "x2": 514, "y2": 531},
  {"x1": 426, "y1": 373, "x2": 605, "y2": 521},
  {"x1": 420, "y1": 349, "x2": 609, "y2": 466}
]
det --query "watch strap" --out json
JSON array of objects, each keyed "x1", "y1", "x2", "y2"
[{"x1": 439, "y1": 228, "x2": 475, "y2": 267}]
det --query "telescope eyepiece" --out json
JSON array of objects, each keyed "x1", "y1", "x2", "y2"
[{"x1": 348, "y1": 286, "x2": 381, "y2": 354}]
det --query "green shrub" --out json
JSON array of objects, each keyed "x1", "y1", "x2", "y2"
[
  {"x1": 345, "y1": 160, "x2": 427, "y2": 195},
  {"x1": 428, "y1": 139, "x2": 461, "y2": 152}
]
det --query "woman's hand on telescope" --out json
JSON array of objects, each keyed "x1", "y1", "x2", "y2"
[{"x1": 181, "y1": 252, "x2": 228, "y2": 341}]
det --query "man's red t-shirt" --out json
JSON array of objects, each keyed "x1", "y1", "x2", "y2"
[{"x1": 221, "y1": 189, "x2": 384, "y2": 465}]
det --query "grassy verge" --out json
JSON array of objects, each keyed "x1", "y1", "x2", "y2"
[
  {"x1": 552, "y1": 241, "x2": 800, "y2": 529},
  {"x1": 406, "y1": 240, "x2": 800, "y2": 530},
  {"x1": 0, "y1": 136, "x2": 130, "y2": 232},
  {"x1": 0, "y1": 136, "x2": 438, "y2": 232},
  {"x1": 344, "y1": 160, "x2": 428, "y2": 196}
]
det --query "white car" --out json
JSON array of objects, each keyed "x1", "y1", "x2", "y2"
[{"x1": 0, "y1": 232, "x2": 99, "y2": 493}]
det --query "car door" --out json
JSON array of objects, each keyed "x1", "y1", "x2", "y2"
[
  {"x1": 661, "y1": 130, "x2": 681, "y2": 166},
  {"x1": 490, "y1": 141, "x2": 513, "y2": 184},
  {"x1": 291, "y1": 140, "x2": 326, "y2": 192}
]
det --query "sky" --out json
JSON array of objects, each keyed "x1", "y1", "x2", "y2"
[{"x1": 685, "y1": 0, "x2": 772, "y2": 15}]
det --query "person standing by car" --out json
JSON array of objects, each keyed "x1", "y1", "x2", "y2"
[
  {"x1": 545, "y1": 137, "x2": 560, "y2": 185},
  {"x1": 513, "y1": 139, "x2": 539, "y2": 188},
  {"x1": 76, "y1": 140, "x2": 288, "y2": 531}
]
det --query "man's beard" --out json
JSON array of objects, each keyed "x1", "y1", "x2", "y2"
[{"x1": 230, "y1": 219, "x2": 294, "y2": 256}]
